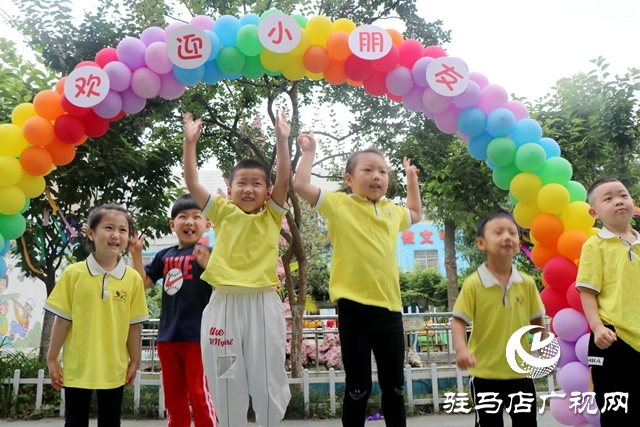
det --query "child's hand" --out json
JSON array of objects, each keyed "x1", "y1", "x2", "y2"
[
  {"x1": 129, "y1": 234, "x2": 145, "y2": 255},
  {"x1": 183, "y1": 112, "x2": 203, "y2": 145},
  {"x1": 48, "y1": 360, "x2": 64, "y2": 390},
  {"x1": 275, "y1": 109, "x2": 291, "y2": 141},
  {"x1": 125, "y1": 361, "x2": 137, "y2": 386},
  {"x1": 456, "y1": 349, "x2": 477, "y2": 370},
  {"x1": 594, "y1": 325, "x2": 617, "y2": 349},
  {"x1": 194, "y1": 244, "x2": 211, "y2": 269},
  {"x1": 403, "y1": 157, "x2": 419, "y2": 178},
  {"x1": 297, "y1": 130, "x2": 316, "y2": 152}
]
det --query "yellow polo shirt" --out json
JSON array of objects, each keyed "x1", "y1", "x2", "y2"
[
  {"x1": 44, "y1": 254, "x2": 149, "y2": 389},
  {"x1": 202, "y1": 194, "x2": 286, "y2": 288},
  {"x1": 453, "y1": 264, "x2": 545, "y2": 379},
  {"x1": 576, "y1": 227, "x2": 640, "y2": 351},
  {"x1": 314, "y1": 190, "x2": 411, "y2": 312}
]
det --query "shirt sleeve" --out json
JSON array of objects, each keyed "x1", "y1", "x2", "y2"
[
  {"x1": 266, "y1": 198, "x2": 288, "y2": 223},
  {"x1": 128, "y1": 269, "x2": 150, "y2": 324},
  {"x1": 144, "y1": 251, "x2": 165, "y2": 284},
  {"x1": 392, "y1": 203, "x2": 411, "y2": 231},
  {"x1": 44, "y1": 267, "x2": 73, "y2": 321},
  {"x1": 315, "y1": 190, "x2": 344, "y2": 220},
  {"x1": 202, "y1": 194, "x2": 236, "y2": 226},
  {"x1": 576, "y1": 238, "x2": 602, "y2": 294},
  {"x1": 528, "y1": 279, "x2": 546, "y2": 321},
  {"x1": 452, "y1": 275, "x2": 476, "y2": 325}
]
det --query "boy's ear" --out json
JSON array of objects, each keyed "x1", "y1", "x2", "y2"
[
  {"x1": 344, "y1": 173, "x2": 353, "y2": 187},
  {"x1": 266, "y1": 186, "x2": 273, "y2": 200},
  {"x1": 588, "y1": 206, "x2": 599, "y2": 219},
  {"x1": 475, "y1": 236, "x2": 486, "y2": 251},
  {"x1": 205, "y1": 220, "x2": 212, "y2": 230},
  {"x1": 227, "y1": 187, "x2": 232, "y2": 199},
  {"x1": 169, "y1": 219, "x2": 176, "y2": 232}
]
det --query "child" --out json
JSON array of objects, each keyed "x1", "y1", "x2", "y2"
[
  {"x1": 45, "y1": 204, "x2": 149, "y2": 426},
  {"x1": 293, "y1": 133, "x2": 422, "y2": 427},
  {"x1": 130, "y1": 194, "x2": 217, "y2": 427},
  {"x1": 0, "y1": 275, "x2": 19, "y2": 337},
  {"x1": 182, "y1": 111, "x2": 291, "y2": 427},
  {"x1": 451, "y1": 212, "x2": 546, "y2": 427},
  {"x1": 577, "y1": 177, "x2": 640, "y2": 426},
  {"x1": 9, "y1": 298, "x2": 34, "y2": 340}
]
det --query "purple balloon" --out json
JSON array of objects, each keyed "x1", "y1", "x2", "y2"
[
  {"x1": 164, "y1": 22, "x2": 186, "y2": 42},
  {"x1": 557, "y1": 361, "x2": 590, "y2": 392},
  {"x1": 103, "y1": 61, "x2": 132, "y2": 92},
  {"x1": 93, "y1": 91, "x2": 123, "y2": 119},
  {"x1": 386, "y1": 66, "x2": 414, "y2": 96},
  {"x1": 131, "y1": 67, "x2": 161, "y2": 99},
  {"x1": 158, "y1": 72, "x2": 186, "y2": 100},
  {"x1": 116, "y1": 37, "x2": 147, "y2": 71},
  {"x1": 583, "y1": 408, "x2": 601, "y2": 427},
  {"x1": 120, "y1": 88, "x2": 146, "y2": 114},
  {"x1": 402, "y1": 85, "x2": 425, "y2": 112},
  {"x1": 469, "y1": 71, "x2": 489, "y2": 89},
  {"x1": 423, "y1": 87, "x2": 452, "y2": 114},
  {"x1": 145, "y1": 42, "x2": 174, "y2": 75},
  {"x1": 435, "y1": 105, "x2": 461, "y2": 134},
  {"x1": 557, "y1": 338, "x2": 579, "y2": 368},
  {"x1": 411, "y1": 57, "x2": 432, "y2": 87},
  {"x1": 190, "y1": 15, "x2": 215, "y2": 31},
  {"x1": 477, "y1": 84, "x2": 509, "y2": 115},
  {"x1": 550, "y1": 390, "x2": 586, "y2": 426},
  {"x1": 506, "y1": 99, "x2": 529, "y2": 121},
  {"x1": 140, "y1": 26, "x2": 165, "y2": 47},
  {"x1": 452, "y1": 81, "x2": 481, "y2": 109},
  {"x1": 423, "y1": 109, "x2": 436, "y2": 120},
  {"x1": 575, "y1": 333, "x2": 589, "y2": 365}
]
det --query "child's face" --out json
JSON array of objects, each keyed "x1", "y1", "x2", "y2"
[
  {"x1": 476, "y1": 218, "x2": 520, "y2": 260},
  {"x1": 170, "y1": 209, "x2": 211, "y2": 248},
  {"x1": 589, "y1": 182, "x2": 635, "y2": 228},
  {"x1": 227, "y1": 168, "x2": 272, "y2": 213},
  {"x1": 0, "y1": 280, "x2": 6, "y2": 293},
  {"x1": 87, "y1": 210, "x2": 132, "y2": 259},
  {"x1": 345, "y1": 153, "x2": 389, "y2": 202}
]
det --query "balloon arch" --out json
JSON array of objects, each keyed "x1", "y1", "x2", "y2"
[{"x1": 0, "y1": 10, "x2": 599, "y2": 426}]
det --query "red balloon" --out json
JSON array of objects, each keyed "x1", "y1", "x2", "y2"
[
  {"x1": 343, "y1": 55, "x2": 371, "y2": 82},
  {"x1": 362, "y1": 70, "x2": 388, "y2": 96},
  {"x1": 54, "y1": 115, "x2": 85, "y2": 144},
  {"x1": 543, "y1": 256, "x2": 578, "y2": 291},
  {"x1": 540, "y1": 287, "x2": 570, "y2": 318},
  {"x1": 424, "y1": 45, "x2": 447, "y2": 58},
  {"x1": 75, "y1": 60, "x2": 100, "y2": 69},
  {"x1": 81, "y1": 110, "x2": 110, "y2": 138},
  {"x1": 372, "y1": 45, "x2": 399, "y2": 72},
  {"x1": 61, "y1": 94, "x2": 90, "y2": 117},
  {"x1": 386, "y1": 91, "x2": 403, "y2": 102},
  {"x1": 398, "y1": 39, "x2": 424, "y2": 68},
  {"x1": 566, "y1": 283, "x2": 584, "y2": 313},
  {"x1": 109, "y1": 110, "x2": 125, "y2": 122},
  {"x1": 95, "y1": 47, "x2": 118, "y2": 68}
]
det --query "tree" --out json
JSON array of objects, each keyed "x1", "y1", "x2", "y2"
[{"x1": 399, "y1": 267, "x2": 448, "y2": 310}]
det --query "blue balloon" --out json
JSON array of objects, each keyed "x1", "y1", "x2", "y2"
[
  {"x1": 467, "y1": 131, "x2": 493, "y2": 161},
  {"x1": 510, "y1": 118, "x2": 542, "y2": 148},
  {"x1": 539, "y1": 137, "x2": 561, "y2": 159},
  {"x1": 202, "y1": 60, "x2": 223, "y2": 85},
  {"x1": 0, "y1": 258, "x2": 5, "y2": 278},
  {"x1": 173, "y1": 65, "x2": 205, "y2": 85},
  {"x1": 204, "y1": 30, "x2": 222, "y2": 60},
  {"x1": 457, "y1": 108, "x2": 487, "y2": 138},
  {"x1": 240, "y1": 13, "x2": 260, "y2": 26},
  {"x1": 221, "y1": 72, "x2": 242, "y2": 80},
  {"x1": 0, "y1": 238, "x2": 8, "y2": 256},
  {"x1": 486, "y1": 159, "x2": 496, "y2": 170},
  {"x1": 214, "y1": 15, "x2": 241, "y2": 46},
  {"x1": 486, "y1": 108, "x2": 516, "y2": 137}
]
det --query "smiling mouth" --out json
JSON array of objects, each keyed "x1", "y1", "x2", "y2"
[
  {"x1": 184, "y1": 230, "x2": 195, "y2": 236},
  {"x1": 108, "y1": 242, "x2": 120, "y2": 248}
]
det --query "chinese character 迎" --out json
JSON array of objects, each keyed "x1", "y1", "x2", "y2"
[
  {"x1": 475, "y1": 392, "x2": 502, "y2": 414},
  {"x1": 267, "y1": 21, "x2": 293, "y2": 45},
  {"x1": 434, "y1": 64, "x2": 465, "y2": 92},
  {"x1": 442, "y1": 392, "x2": 472, "y2": 414},
  {"x1": 177, "y1": 34, "x2": 204, "y2": 60},
  {"x1": 420, "y1": 230, "x2": 433, "y2": 244},
  {"x1": 402, "y1": 230, "x2": 414, "y2": 245},
  {"x1": 74, "y1": 74, "x2": 102, "y2": 99},
  {"x1": 506, "y1": 391, "x2": 534, "y2": 414},
  {"x1": 358, "y1": 31, "x2": 385, "y2": 53},
  {"x1": 602, "y1": 392, "x2": 628, "y2": 413},
  {"x1": 537, "y1": 391, "x2": 566, "y2": 415}
]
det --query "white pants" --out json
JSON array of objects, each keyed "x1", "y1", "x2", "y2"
[{"x1": 201, "y1": 286, "x2": 291, "y2": 427}]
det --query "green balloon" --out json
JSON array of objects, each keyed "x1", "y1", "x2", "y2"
[
  {"x1": 509, "y1": 191, "x2": 519, "y2": 205},
  {"x1": 538, "y1": 157, "x2": 573, "y2": 185},
  {"x1": 19, "y1": 198, "x2": 30, "y2": 214},
  {"x1": 493, "y1": 163, "x2": 521, "y2": 190},
  {"x1": 0, "y1": 213, "x2": 26, "y2": 240},
  {"x1": 260, "y1": 8, "x2": 282, "y2": 19},
  {"x1": 242, "y1": 55, "x2": 266, "y2": 80},
  {"x1": 217, "y1": 46, "x2": 246, "y2": 76},
  {"x1": 236, "y1": 25, "x2": 264, "y2": 57},
  {"x1": 292, "y1": 14, "x2": 308, "y2": 28},
  {"x1": 487, "y1": 137, "x2": 517, "y2": 167},
  {"x1": 565, "y1": 180, "x2": 587, "y2": 203},
  {"x1": 514, "y1": 143, "x2": 546, "y2": 173},
  {"x1": 265, "y1": 69, "x2": 282, "y2": 77}
]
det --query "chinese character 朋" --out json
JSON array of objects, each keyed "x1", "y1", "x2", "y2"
[
  {"x1": 434, "y1": 64, "x2": 465, "y2": 92},
  {"x1": 74, "y1": 74, "x2": 102, "y2": 99},
  {"x1": 177, "y1": 34, "x2": 204, "y2": 60},
  {"x1": 358, "y1": 31, "x2": 385, "y2": 53}
]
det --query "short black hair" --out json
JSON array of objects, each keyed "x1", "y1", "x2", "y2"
[
  {"x1": 587, "y1": 177, "x2": 623, "y2": 206},
  {"x1": 228, "y1": 159, "x2": 271, "y2": 187},
  {"x1": 476, "y1": 212, "x2": 518, "y2": 237},
  {"x1": 84, "y1": 204, "x2": 135, "y2": 253},
  {"x1": 171, "y1": 194, "x2": 201, "y2": 219}
]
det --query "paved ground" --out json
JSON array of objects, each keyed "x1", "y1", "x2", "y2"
[{"x1": 0, "y1": 413, "x2": 565, "y2": 426}]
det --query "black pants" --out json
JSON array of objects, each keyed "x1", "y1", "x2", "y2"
[
  {"x1": 64, "y1": 386, "x2": 124, "y2": 427},
  {"x1": 337, "y1": 299, "x2": 406, "y2": 427},
  {"x1": 470, "y1": 377, "x2": 537, "y2": 427},
  {"x1": 589, "y1": 326, "x2": 640, "y2": 427}
]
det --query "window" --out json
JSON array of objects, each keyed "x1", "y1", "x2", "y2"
[{"x1": 414, "y1": 249, "x2": 438, "y2": 269}]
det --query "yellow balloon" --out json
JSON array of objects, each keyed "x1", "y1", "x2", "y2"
[
  {"x1": 561, "y1": 201, "x2": 595, "y2": 231},
  {"x1": 282, "y1": 55, "x2": 306, "y2": 81},
  {"x1": 513, "y1": 201, "x2": 543, "y2": 229},
  {"x1": 333, "y1": 18, "x2": 356, "y2": 33},
  {"x1": 15, "y1": 172, "x2": 46, "y2": 198},
  {"x1": 290, "y1": 29, "x2": 310, "y2": 56},
  {"x1": 0, "y1": 186, "x2": 26, "y2": 216},
  {"x1": 0, "y1": 156, "x2": 23, "y2": 187},
  {"x1": 530, "y1": 233, "x2": 539, "y2": 245},
  {"x1": 586, "y1": 227, "x2": 600, "y2": 237},
  {"x1": 260, "y1": 49, "x2": 288, "y2": 72},
  {"x1": 0, "y1": 124, "x2": 29, "y2": 157},
  {"x1": 306, "y1": 71, "x2": 324, "y2": 80},
  {"x1": 537, "y1": 183, "x2": 570, "y2": 214},
  {"x1": 11, "y1": 103, "x2": 37, "y2": 128},
  {"x1": 306, "y1": 15, "x2": 333, "y2": 46},
  {"x1": 510, "y1": 172, "x2": 542, "y2": 203}
]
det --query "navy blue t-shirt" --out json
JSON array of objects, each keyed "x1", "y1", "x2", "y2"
[{"x1": 145, "y1": 245, "x2": 213, "y2": 342}]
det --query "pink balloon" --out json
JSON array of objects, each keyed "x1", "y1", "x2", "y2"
[
  {"x1": 550, "y1": 390, "x2": 586, "y2": 426},
  {"x1": 120, "y1": 88, "x2": 146, "y2": 114},
  {"x1": 372, "y1": 45, "x2": 399, "y2": 72},
  {"x1": 554, "y1": 308, "x2": 589, "y2": 342},
  {"x1": 145, "y1": 42, "x2": 174, "y2": 75},
  {"x1": 556, "y1": 338, "x2": 579, "y2": 368},
  {"x1": 477, "y1": 84, "x2": 509, "y2": 114},
  {"x1": 402, "y1": 85, "x2": 425, "y2": 112},
  {"x1": 158, "y1": 72, "x2": 186, "y2": 100},
  {"x1": 469, "y1": 71, "x2": 489, "y2": 89},
  {"x1": 140, "y1": 26, "x2": 165, "y2": 47},
  {"x1": 435, "y1": 105, "x2": 461, "y2": 134},
  {"x1": 131, "y1": 67, "x2": 161, "y2": 99},
  {"x1": 116, "y1": 37, "x2": 147, "y2": 71},
  {"x1": 506, "y1": 99, "x2": 530, "y2": 121},
  {"x1": 423, "y1": 109, "x2": 436, "y2": 120},
  {"x1": 557, "y1": 361, "x2": 590, "y2": 392},
  {"x1": 93, "y1": 91, "x2": 123, "y2": 119},
  {"x1": 423, "y1": 45, "x2": 446, "y2": 58},
  {"x1": 452, "y1": 81, "x2": 481, "y2": 109},
  {"x1": 386, "y1": 66, "x2": 414, "y2": 96},
  {"x1": 411, "y1": 57, "x2": 432, "y2": 87},
  {"x1": 422, "y1": 87, "x2": 451, "y2": 114},
  {"x1": 190, "y1": 15, "x2": 215, "y2": 30},
  {"x1": 458, "y1": 131, "x2": 470, "y2": 142},
  {"x1": 575, "y1": 333, "x2": 589, "y2": 365},
  {"x1": 164, "y1": 22, "x2": 186, "y2": 42},
  {"x1": 398, "y1": 39, "x2": 424, "y2": 68},
  {"x1": 103, "y1": 61, "x2": 132, "y2": 92}
]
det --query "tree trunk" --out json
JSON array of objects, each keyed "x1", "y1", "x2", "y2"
[
  {"x1": 289, "y1": 303, "x2": 305, "y2": 380},
  {"x1": 443, "y1": 220, "x2": 459, "y2": 311},
  {"x1": 38, "y1": 310, "x2": 55, "y2": 360}
]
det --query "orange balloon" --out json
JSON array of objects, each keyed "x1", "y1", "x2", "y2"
[
  {"x1": 33, "y1": 90, "x2": 65, "y2": 121},
  {"x1": 557, "y1": 229, "x2": 588, "y2": 261},
  {"x1": 347, "y1": 78, "x2": 362, "y2": 87},
  {"x1": 55, "y1": 77, "x2": 67, "y2": 94},
  {"x1": 326, "y1": 31, "x2": 351, "y2": 61},
  {"x1": 324, "y1": 59, "x2": 347, "y2": 85},
  {"x1": 530, "y1": 213, "x2": 564, "y2": 246},
  {"x1": 531, "y1": 243, "x2": 560, "y2": 269},
  {"x1": 73, "y1": 134, "x2": 88, "y2": 146},
  {"x1": 22, "y1": 116, "x2": 55, "y2": 147},
  {"x1": 387, "y1": 29, "x2": 404, "y2": 47},
  {"x1": 46, "y1": 137, "x2": 77, "y2": 166},
  {"x1": 20, "y1": 146, "x2": 53, "y2": 176},
  {"x1": 542, "y1": 275, "x2": 549, "y2": 288},
  {"x1": 303, "y1": 45, "x2": 330, "y2": 73}
]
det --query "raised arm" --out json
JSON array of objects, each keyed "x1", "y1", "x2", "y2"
[
  {"x1": 271, "y1": 110, "x2": 291, "y2": 207},
  {"x1": 403, "y1": 157, "x2": 422, "y2": 224},
  {"x1": 129, "y1": 234, "x2": 154, "y2": 289},
  {"x1": 182, "y1": 113, "x2": 210, "y2": 208},
  {"x1": 292, "y1": 130, "x2": 321, "y2": 205}
]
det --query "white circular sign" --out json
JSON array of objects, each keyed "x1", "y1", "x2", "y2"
[
  {"x1": 426, "y1": 57, "x2": 470, "y2": 97},
  {"x1": 164, "y1": 268, "x2": 184, "y2": 296},
  {"x1": 64, "y1": 66, "x2": 110, "y2": 108},
  {"x1": 348, "y1": 25, "x2": 392, "y2": 60},
  {"x1": 258, "y1": 13, "x2": 301, "y2": 54},
  {"x1": 506, "y1": 325, "x2": 561, "y2": 379},
  {"x1": 166, "y1": 25, "x2": 211, "y2": 69}
]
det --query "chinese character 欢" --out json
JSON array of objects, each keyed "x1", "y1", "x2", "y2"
[
  {"x1": 442, "y1": 392, "x2": 472, "y2": 414},
  {"x1": 434, "y1": 64, "x2": 465, "y2": 92},
  {"x1": 475, "y1": 392, "x2": 502, "y2": 414},
  {"x1": 177, "y1": 33, "x2": 204, "y2": 60},
  {"x1": 420, "y1": 230, "x2": 433, "y2": 244},
  {"x1": 602, "y1": 392, "x2": 628, "y2": 413},
  {"x1": 506, "y1": 391, "x2": 535, "y2": 414},
  {"x1": 267, "y1": 21, "x2": 293, "y2": 45},
  {"x1": 358, "y1": 31, "x2": 385, "y2": 53},
  {"x1": 402, "y1": 230, "x2": 414, "y2": 245},
  {"x1": 538, "y1": 391, "x2": 567, "y2": 415},
  {"x1": 74, "y1": 74, "x2": 102, "y2": 99}
]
